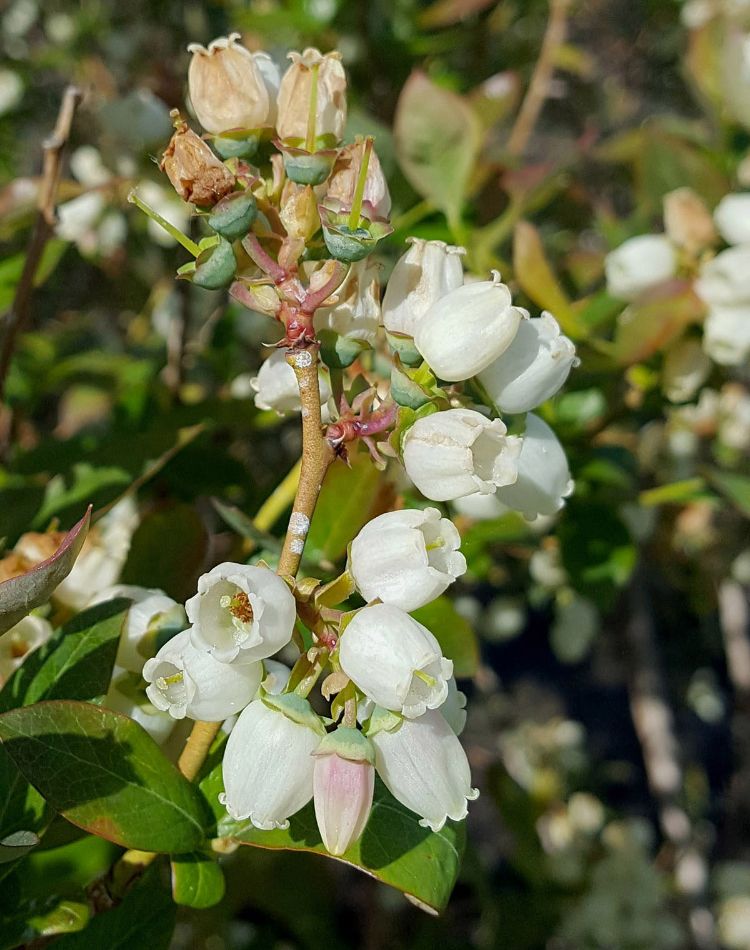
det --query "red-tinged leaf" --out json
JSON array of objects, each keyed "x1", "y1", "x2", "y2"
[
  {"x1": 419, "y1": 0, "x2": 496, "y2": 29},
  {"x1": 0, "y1": 506, "x2": 91, "y2": 636},
  {"x1": 513, "y1": 221, "x2": 583, "y2": 337},
  {"x1": 611, "y1": 280, "x2": 705, "y2": 366}
]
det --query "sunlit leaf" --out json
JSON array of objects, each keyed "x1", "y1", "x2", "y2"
[{"x1": 171, "y1": 852, "x2": 225, "y2": 908}]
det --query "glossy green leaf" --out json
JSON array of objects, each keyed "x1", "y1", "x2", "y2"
[
  {"x1": 395, "y1": 71, "x2": 482, "y2": 230},
  {"x1": 0, "y1": 701, "x2": 209, "y2": 852},
  {"x1": 0, "y1": 506, "x2": 90, "y2": 636},
  {"x1": 639, "y1": 478, "x2": 708, "y2": 508},
  {"x1": 305, "y1": 452, "x2": 383, "y2": 566},
  {"x1": 171, "y1": 852, "x2": 226, "y2": 908},
  {"x1": 202, "y1": 768, "x2": 464, "y2": 914},
  {"x1": 0, "y1": 599, "x2": 129, "y2": 713},
  {"x1": 52, "y1": 865, "x2": 176, "y2": 950},
  {"x1": 121, "y1": 502, "x2": 208, "y2": 601},
  {"x1": 0, "y1": 829, "x2": 39, "y2": 864},
  {"x1": 411, "y1": 596, "x2": 479, "y2": 678}
]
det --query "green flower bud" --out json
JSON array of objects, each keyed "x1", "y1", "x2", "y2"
[{"x1": 208, "y1": 191, "x2": 257, "y2": 241}]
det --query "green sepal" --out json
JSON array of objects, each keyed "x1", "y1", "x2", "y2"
[
  {"x1": 280, "y1": 146, "x2": 337, "y2": 185},
  {"x1": 391, "y1": 356, "x2": 445, "y2": 410},
  {"x1": 390, "y1": 402, "x2": 440, "y2": 455},
  {"x1": 212, "y1": 129, "x2": 263, "y2": 159},
  {"x1": 318, "y1": 328, "x2": 371, "y2": 369},
  {"x1": 191, "y1": 237, "x2": 237, "y2": 290},
  {"x1": 207, "y1": 190, "x2": 258, "y2": 241},
  {"x1": 386, "y1": 330, "x2": 422, "y2": 367},
  {"x1": 314, "y1": 569, "x2": 356, "y2": 609},
  {"x1": 313, "y1": 726, "x2": 375, "y2": 764},
  {"x1": 261, "y1": 690, "x2": 326, "y2": 736},
  {"x1": 363, "y1": 705, "x2": 403, "y2": 737},
  {"x1": 321, "y1": 217, "x2": 393, "y2": 263}
]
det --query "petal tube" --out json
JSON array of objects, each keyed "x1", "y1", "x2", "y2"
[{"x1": 313, "y1": 753, "x2": 374, "y2": 855}]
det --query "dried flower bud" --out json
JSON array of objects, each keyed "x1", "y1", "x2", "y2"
[
  {"x1": 187, "y1": 34, "x2": 275, "y2": 134},
  {"x1": 279, "y1": 183, "x2": 321, "y2": 241},
  {"x1": 325, "y1": 139, "x2": 391, "y2": 219},
  {"x1": 160, "y1": 113, "x2": 235, "y2": 207},
  {"x1": 276, "y1": 48, "x2": 347, "y2": 145},
  {"x1": 663, "y1": 188, "x2": 717, "y2": 255}
]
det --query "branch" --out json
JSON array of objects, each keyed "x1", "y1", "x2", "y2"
[
  {"x1": 506, "y1": 0, "x2": 571, "y2": 157},
  {"x1": 277, "y1": 345, "x2": 335, "y2": 577},
  {"x1": 624, "y1": 567, "x2": 717, "y2": 950},
  {"x1": 0, "y1": 85, "x2": 83, "y2": 405}
]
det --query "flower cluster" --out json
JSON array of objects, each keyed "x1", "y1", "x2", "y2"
[
  {"x1": 605, "y1": 185, "x2": 750, "y2": 370},
  {"x1": 121, "y1": 32, "x2": 581, "y2": 856}
]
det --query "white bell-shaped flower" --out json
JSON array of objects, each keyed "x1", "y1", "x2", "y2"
[
  {"x1": 495, "y1": 414, "x2": 574, "y2": 520},
  {"x1": 220, "y1": 693, "x2": 325, "y2": 828},
  {"x1": 414, "y1": 272, "x2": 522, "y2": 381},
  {"x1": 187, "y1": 562, "x2": 296, "y2": 664},
  {"x1": 313, "y1": 727, "x2": 375, "y2": 856},
  {"x1": 370, "y1": 708, "x2": 478, "y2": 831},
  {"x1": 251, "y1": 348, "x2": 332, "y2": 414},
  {"x1": 262, "y1": 659, "x2": 292, "y2": 695},
  {"x1": 695, "y1": 244, "x2": 750, "y2": 307},
  {"x1": 106, "y1": 670, "x2": 176, "y2": 745},
  {"x1": 478, "y1": 311, "x2": 576, "y2": 414},
  {"x1": 451, "y1": 492, "x2": 511, "y2": 521},
  {"x1": 703, "y1": 306, "x2": 750, "y2": 366},
  {"x1": 313, "y1": 258, "x2": 381, "y2": 345},
  {"x1": 0, "y1": 615, "x2": 53, "y2": 684},
  {"x1": 144, "y1": 630, "x2": 262, "y2": 721},
  {"x1": 349, "y1": 507, "x2": 466, "y2": 612},
  {"x1": 188, "y1": 34, "x2": 275, "y2": 133},
  {"x1": 604, "y1": 234, "x2": 677, "y2": 301},
  {"x1": 339, "y1": 603, "x2": 453, "y2": 719},
  {"x1": 87, "y1": 584, "x2": 184, "y2": 675},
  {"x1": 440, "y1": 676, "x2": 468, "y2": 735},
  {"x1": 382, "y1": 238, "x2": 465, "y2": 339},
  {"x1": 402, "y1": 408, "x2": 521, "y2": 502},
  {"x1": 714, "y1": 193, "x2": 750, "y2": 246},
  {"x1": 276, "y1": 48, "x2": 347, "y2": 143}
]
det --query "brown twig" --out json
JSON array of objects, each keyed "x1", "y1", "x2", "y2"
[
  {"x1": 506, "y1": 0, "x2": 571, "y2": 157},
  {"x1": 277, "y1": 344, "x2": 335, "y2": 578},
  {"x1": 0, "y1": 86, "x2": 83, "y2": 407},
  {"x1": 717, "y1": 580, "x2": 750, "y2": 860},
  {"x1": 624, "y1": 567, "x2": 716, "y2": 949}
]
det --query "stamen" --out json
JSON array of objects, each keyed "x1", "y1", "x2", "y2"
[
  {"x1": 156, "y1": 671, "x2": 184, "y2": 690},
  {"x1": 425, "y1": 537, "x2": 444, "y2": 552},
  {"x1": 220, "y1": 591, "x2": 254, "y2": 624},
  {"x1": 413, "y1": 669, "x2": 437, "y2": 688}
]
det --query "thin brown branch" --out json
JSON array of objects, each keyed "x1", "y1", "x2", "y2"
[
  {"x1": 625, "y1": 568, "x2": 717, "y2": 949},
  {"x1": 506, "y1": 0, "x2": 571, "y2": 157},
  {"x1": 277, "y1": 344, "x2": 335, "y2": 578},
  {"x1": 0, "y1": 85, "x2": 83, "y2": 406}
]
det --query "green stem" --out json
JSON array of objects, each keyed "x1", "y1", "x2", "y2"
[
  {"x1": 128, "y1": 189, "x2": 201, "y2": 256},
  {"x1": 348, "y1": 137, "x2": 373, "y2": 231},
  {"x1": 389, "y1": 199, "x2": 434, "y2": 235},
  {"x1": 305, "y1": 64, "x2": 320, "y2": 153}
]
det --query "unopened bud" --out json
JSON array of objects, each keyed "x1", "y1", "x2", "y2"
[
  {"x1": 313, "y1": 728, "x2": 375, "y2": 856},
  {"x1": 279, "y1": 183, "x2": 321, "y2": 241},
  {"x1": 160, "y1": 112, "x2": 235, "y2": 207}
]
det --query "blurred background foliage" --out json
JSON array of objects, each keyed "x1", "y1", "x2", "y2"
[{"x1": 2, "y1": 0, "x2": 750, "y2": 947}]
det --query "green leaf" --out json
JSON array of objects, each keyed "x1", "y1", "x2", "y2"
[
  {"x1": 411, "y1": 596, "x2": 479, "y2": 678},
  {"x1": 0, "y1": 506, "x2": 90, "y2": 635},
  {"x1": 0, "y1": 829, "x2": 39, "y2": 864},
  {"x1": 639, "y1": 478, "x2": 709, "y2": 508},
  {"x1": 0, "y1": 599, "x2": 129, "y2": 713},
  {"x1": 52, "y1": 865, "x2": 176, "y2": 950},
  {"x1": 121, "y1": 502, "x2": 208, "y2": 601},
  {"x1": 305, "y1": 452, "x2": 383, "y2": 566},
  {"x1": 33, "y1": 466, "x2": 130, "y2": 528},
  {"x1": 394, "y1": 71, "x2": 482, "y2": 231},
  {"x1": 202, "y1": 769, "x2": 464, "y2": 914},
  {"x1": 513, "y1": 221, "x2": 584, "y2": 337},
  {"x1": 0, "y1": 240, "x2": 68, "y2": 313},
  {"x1": 706, "y1": 469, "x2": 750, "y2": 518},
  {"x1": 171, "y1": 852, "x2": 226, "y2": 908},
  {"x1": 0, "y1": 701, "x2": 209, "y2": 852}
]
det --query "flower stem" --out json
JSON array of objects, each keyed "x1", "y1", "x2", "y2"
[
  {"x1": 277, "y1": 345, "x2": 335, "y2": 577},
  {"x1": 127, "y1": 189, "x2": 201, "y2": 256},
  {"x1": 305, "y1": 63, "x2": 320, "y2": 153},
  {"x1": 177, "y1": 719, "x2": 222, "y2": 781},
  {"x1": 347, "y1": 136, "x2": 373, "y2": 231}
]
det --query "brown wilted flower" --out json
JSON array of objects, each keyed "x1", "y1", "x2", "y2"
[
  {"x1": 160, "y1": 112, "x2": 235, "y2": 207},
  {"x1": 276, "y1": 48, "x2": 347, "y2": 145},
  {"x1": 325, "y1": 139, "x2": 391, "y2": 219}
]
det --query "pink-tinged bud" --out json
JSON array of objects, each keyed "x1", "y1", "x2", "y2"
[{"x1": 313, "y1": 727, "x2": 375, "y2": 856}]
